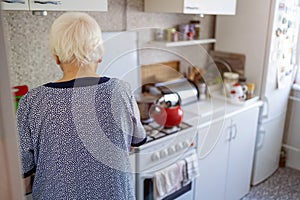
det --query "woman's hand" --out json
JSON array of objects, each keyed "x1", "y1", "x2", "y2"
[{"x1": 23, "y1": 174, "x2": 34, "y2": 195}]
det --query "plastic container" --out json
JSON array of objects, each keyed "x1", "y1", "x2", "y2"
[{"x1": 247, "y1": 83, "x2": 255, "y2": 99}]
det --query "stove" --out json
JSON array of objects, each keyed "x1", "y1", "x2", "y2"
[
  {"x1": 136, "y1": 120, "x2": 197, "y2": 200},
  {"x1": 142, "y1": 121, "x2": 192, "y2": 144}
]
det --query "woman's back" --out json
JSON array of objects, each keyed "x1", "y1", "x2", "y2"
[{"x1": 17, "y1": 77, "x2": 145, "y2": 199}]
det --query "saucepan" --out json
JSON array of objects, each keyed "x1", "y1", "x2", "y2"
[{"x1": 136, "y1": 94, "x2": 158, "y2": 123}]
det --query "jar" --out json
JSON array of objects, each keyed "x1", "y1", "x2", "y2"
[
  {"x1": 223, "y1": 72, "x2": 239, "y2": 96},
  {"x1": 246, "y1": 83, "x2": 255, "y2": 99},
  {"x1": 198, "y1": 83, "x2": 207, "y2": 100},
  {"x1": 178, "y1": 24, "x2": 189, "y2": 40},
  {"x1": 165, "y1": 28, "x2": 176, "y2": 42},
  {"x1": 154, "y1": 29, "x2": 164, "y2": 41},
  {"x1": 190, "y1": 20, "x2": 201, "y2": 40}
]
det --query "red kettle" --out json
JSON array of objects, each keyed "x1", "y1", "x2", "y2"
[{"x1": 150, "y1": 92, "x2": 183, "y2": 128}]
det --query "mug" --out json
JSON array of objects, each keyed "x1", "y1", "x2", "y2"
[{"x1": 229, "y1": 83, "x2": 248, "y2": 101}]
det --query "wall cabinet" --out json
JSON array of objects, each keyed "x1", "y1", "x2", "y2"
[
  {"x1": 1, "y1": 0, "x2": 29, "y2": 10},
  {"x1": 145, "y1": 0, "x2": 237, "y2": 15},
  {"x1": 1, "y1": 0, "x2": 108, "y2": 11},
  {"x1": 195, "y1": 107, "x2": 259, "y2": 200}
]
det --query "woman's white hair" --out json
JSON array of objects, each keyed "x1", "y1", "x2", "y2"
[{"x1": 50, "y1": 12, "x2": 104, "y2": 65}]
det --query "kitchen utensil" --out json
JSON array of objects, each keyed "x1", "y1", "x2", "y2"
[
  {"x1": 136, "y1": 94, "x2": 158, "y2": 123},
  {"x1": 224, "y1": 72, "x2": 239, "y2": 96},
  {"x1": 210, "y1": 51, "x2": 246, "y2": 76},
  {"x1": 150, "y1": 104, "x2": 183, "y2": 128},
  {"x1": 155, "y1": 78, "x2": 198, "y2": 105},
  {"x1": 229, "y1": 83, "x2": 247, "y2": 101},
  {"x1": 150, "y1": 92, "x2": 183, "y2": 127}
]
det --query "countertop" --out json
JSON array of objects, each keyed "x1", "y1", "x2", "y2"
[{"x1": 182, "y1": 97, "x2": 263, "y2": 129}]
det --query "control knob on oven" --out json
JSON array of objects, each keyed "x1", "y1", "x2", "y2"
[
  {"x1": 160, "y1": 149, "x2": 168, "y2": 158},
  {"x1": 151, "y1": 152, "x2": 160, "y2": 161},
  {"x1": 175, "y1": 143, "x2": 183, "y2": 151},
  {"x1": 183, "y1": 141, "x2": 190, "y2": 148},
  {"x1": 168, "y1": 146, "x2": 176, "y2": 155}
]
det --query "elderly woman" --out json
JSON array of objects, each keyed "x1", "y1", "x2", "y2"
[{"x1": 17, "y1": 12, "x2": 146, "y2": 199}]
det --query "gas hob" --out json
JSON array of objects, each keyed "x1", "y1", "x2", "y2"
[{"x1": 143, "y1": 121, "x2": 192, "y2": 144}]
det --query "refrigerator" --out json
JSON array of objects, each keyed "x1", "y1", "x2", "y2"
[{"x1": 214, "y1": 0, "x2": 300, "y2": 185}]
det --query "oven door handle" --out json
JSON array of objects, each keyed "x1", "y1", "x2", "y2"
[{"x1": 139, "y1": 173, "x2": 154, "y2": 180}]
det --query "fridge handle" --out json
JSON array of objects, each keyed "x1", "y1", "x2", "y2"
[{"x1": 261, "y1": 97, "x2": 269, "y2": 119}]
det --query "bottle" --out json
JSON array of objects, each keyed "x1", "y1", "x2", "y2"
[
  {"x1": 190, "y1": 20, "x2": 201, "y2": 40},
  {"x1": 247, "y1": 83, "x2": 255, "y2": 99},
  {"x1": 239, "y1": 76, "x2": 248, "y2": 99},
  {"x1": 198, "y1": 83, "x2": 207, "y2": 100}
]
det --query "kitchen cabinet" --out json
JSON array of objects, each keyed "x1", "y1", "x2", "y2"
[
  {"x1": 225, "y1": 108, "x2": 259, "y2": 199},
  {"x1": 1, "y1": 0, "x2": 30, "y2": 10},
  {"x1": 196, "y1": 122, "x2": 229, "y2": 200},
  {"x1": 1, "y1": 0, "x2": 108, "y2": 11},
  {"x1": 195, "y1": 107, "x2": 259, "y2": 199},
  {"x1": 29, "y1": 0, "x2": 107, "y2": 11},
  {"x1": 144, "y1": 0, "x2": 237, "y2": 15}
]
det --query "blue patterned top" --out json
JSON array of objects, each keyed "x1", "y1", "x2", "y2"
[{"x1": 17, "y1": 77, "x2": 146, "y2": 200}]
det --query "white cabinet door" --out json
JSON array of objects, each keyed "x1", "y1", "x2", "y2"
[
  {"x1": 225, "y1": 107, "x2": 259, "y2": 200},
  {"x1": 195, "y1": 119, "x2": 230, "y2": 200},
  {"x1": 145, "y1": 0, "x2": 236, "y2": 15},
  {"x1": 1, "y1": 0, "x2": 29, "y2": 10},
  {"x1": 29, "y1": 0, "x2": 107, "y2": 11},
  {"x1": 184, "y1": 0, "x2": 236, "y2": 14}
]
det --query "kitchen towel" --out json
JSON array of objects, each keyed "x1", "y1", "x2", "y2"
[
  {"x1": 154, "y1": 161, "x2": 184, "y2": 200},
  {"x1": 184, "y1": 152, "x2": 200, "y2": 180}
]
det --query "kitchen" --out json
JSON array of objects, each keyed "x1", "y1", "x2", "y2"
[{"x1": 1, "y1": 0, "x2": 300, "y2": 199}]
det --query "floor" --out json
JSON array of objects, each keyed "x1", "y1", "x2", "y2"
[{"x1": 242, "y1": 167, "x2": 300, "y2": 200}]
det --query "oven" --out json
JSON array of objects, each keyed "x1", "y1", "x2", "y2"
[{"x1": 134, "y1": 121, "x2": 198, "y2": 200}]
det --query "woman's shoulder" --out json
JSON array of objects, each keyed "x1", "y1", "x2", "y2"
[
  {"x1": 19, "y1": 85, "x2": 47, "y2": 103},
  {"x1": 109, "y1": 78, "x2": 132, "y2": 91}
]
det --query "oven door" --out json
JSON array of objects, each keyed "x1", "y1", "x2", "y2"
[
  {"x1": 136, "y1": 173, "x2": 194, "y2": 200},
  {"x1": 136, "y1": 154, "x2": 196, "y2": 200}
]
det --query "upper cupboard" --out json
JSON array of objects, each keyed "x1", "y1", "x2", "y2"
[
  {"x1": 1, "y1": 0, "x2": 108, "y2": 11},
  {"x1": 145, "y1": 0, "x2": 237, "y2": 15}
]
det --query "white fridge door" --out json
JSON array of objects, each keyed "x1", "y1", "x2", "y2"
[
  {"x1": 252, "y1": 112, "x2": 287, "y2": 185},
  {"x1": 260, "y1": 0, "x2": 299, "y2": 107}
]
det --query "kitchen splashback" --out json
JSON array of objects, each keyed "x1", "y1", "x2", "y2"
[{"x1": 1, "y1": 0, "x2": 215, "y2": 89}]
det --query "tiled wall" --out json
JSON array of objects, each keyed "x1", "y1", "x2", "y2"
[{"x1": 2, "y1": 0, "x2": 215, "y2": 89}]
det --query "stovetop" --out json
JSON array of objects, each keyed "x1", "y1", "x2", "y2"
[{"x1": 143, "y1": 121, "x2": 192, "y2": 144}]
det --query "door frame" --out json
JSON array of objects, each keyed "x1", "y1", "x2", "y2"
[{"x1": 0, "y1": 6, "x2": 24, "y2": 200}]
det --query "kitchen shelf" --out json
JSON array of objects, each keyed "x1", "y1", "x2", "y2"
[{"x1": 148, "y1": 38, "x2": 217, "y2": 47}]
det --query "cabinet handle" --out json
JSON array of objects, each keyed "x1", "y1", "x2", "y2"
[
  {"x1": 2, "y1": 0, "x2": 25, "y2": 4},
  {"x1": 184, "y1": 6, "x2": 199, "y2": 10},
  {"x1": 289, "y1": 96, "x2": 300, "y2": 102},
  {"x1": 261, "y1": 97, "x2": 269, "y2": 119},
  {"x1": 33, "y1": 0, "x2": 61, "y2": 5},
  {"x1": 231, "y1": 124, "x2": 237, "y2": 140},
  {"x1": 226, "y1": 127, "x2": 232, "y2": 141}
]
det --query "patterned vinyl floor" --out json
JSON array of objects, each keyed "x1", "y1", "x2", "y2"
[{"x1": 242, "y1": 167, "x2": 300, "y2": 200}]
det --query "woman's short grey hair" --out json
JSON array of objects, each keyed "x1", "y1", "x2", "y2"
[{"x1": 50, "y1": 12, "x2": 104, "y2": 65}]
